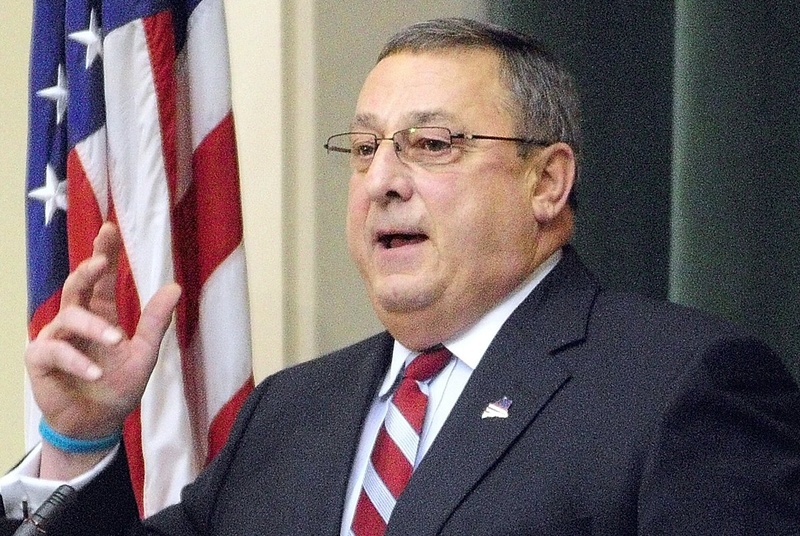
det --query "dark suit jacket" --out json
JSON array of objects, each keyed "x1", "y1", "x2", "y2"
[{"x1": 6, "y1": 246, "x2": 800, "y2": 535}]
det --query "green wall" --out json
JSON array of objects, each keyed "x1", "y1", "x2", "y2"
[{"x1": 491, "y1": 1, "x2": 799, "y2": 378}]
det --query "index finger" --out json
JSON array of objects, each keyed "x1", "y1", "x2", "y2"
[
  {"x1": 89, "y1": 222, "x2": 122, "y2": 306},
  {"x1": 60, "y1": 222, "x2": 121, "y2": 311}
]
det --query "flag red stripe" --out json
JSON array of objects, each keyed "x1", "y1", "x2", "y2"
[
  {"x1": 206, "y1": 377, "x2": 254, "y2": 462},
  {"x1": 170, "y1": 172, "x2": 197, "y2": 346},
  {"x1": 142, "y1": 12, "x2": 179, "y2": 199},
  {"x1": 28, "y1": 291, "x2": 61, "y2": 340},
  {"x1": 177, "y1": 112, "x2": 241, "y2": 325},
  {"x1": 192, "y1": 113, "x2": 243, "y2": 278},
  {"x1": 65, "y1": 150, "x2": 103, "y2": 269},
  {"x1": 123, "y1": 407, "x2": 146, "y2": 518}
]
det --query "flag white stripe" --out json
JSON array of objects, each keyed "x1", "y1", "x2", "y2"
[
  {"x1": 104, "y1": 20, "x2": 173, "y2": 301},
  {"x1": 72, "y1": 127, "x2": 109, "y2": 219},
  {"x1": 197, "y1": 245, "x2": 251, "y2": 420},
  {"x1": 142, "y1": 322, "x2": 198, "y2": 512},
  {"x1": 186, "y1": 0, "x2": 232, "y2": 150}
]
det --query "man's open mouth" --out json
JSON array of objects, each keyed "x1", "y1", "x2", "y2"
[{"x1": 378, "y1": 233, "x2": 428, "y2": 249}]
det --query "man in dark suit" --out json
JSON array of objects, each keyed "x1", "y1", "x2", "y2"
[{"x1": 3, "y1": 18, "x2": 799, "y2": 535}]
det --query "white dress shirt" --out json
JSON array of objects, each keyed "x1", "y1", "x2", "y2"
[
  {"x1": 339, "y1": 250, "x2": 560, "y2": 534},
  {"x1": 1, "y1": 251, "x2": 561, "y2": 529}
]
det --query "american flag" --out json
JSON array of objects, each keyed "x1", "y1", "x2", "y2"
[{"x1": 26, "y1": 0, "x2": 254, "y2": 516}]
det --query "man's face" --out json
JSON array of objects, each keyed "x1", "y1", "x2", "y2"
[{"x1": 346, "y1": 50, "x2": 543, "y2": 349}]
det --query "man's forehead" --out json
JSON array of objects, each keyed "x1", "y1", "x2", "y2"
[
  {"x1": 362, "y1": 50, "x2": 500, "y2": 90},
  {"x1": 350, "y1": 51, "x2": 507, "y2": 133}
]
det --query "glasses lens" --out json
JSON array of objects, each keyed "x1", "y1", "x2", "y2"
[
  {"x1": 400, "y1": 127, "x2": 454, "y2": 166},
  {"x1": 325, "y1": 133, "x2": 376, "y2": 172},
  {"x1": 350, "y1": 133, "x2": 378, "y2": 172}
]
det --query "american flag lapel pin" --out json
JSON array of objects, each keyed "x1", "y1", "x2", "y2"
[{"x1": 481, "y1": 396, "x2": 512, "y2": 419}]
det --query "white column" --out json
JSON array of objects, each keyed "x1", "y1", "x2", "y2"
[{"x1": 227, "y1": 1, "x2": 488, "y2": 380}]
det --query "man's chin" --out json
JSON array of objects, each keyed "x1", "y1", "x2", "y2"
[{"x1": 370, "y1": 281, "x2": 437, "y2": 316}]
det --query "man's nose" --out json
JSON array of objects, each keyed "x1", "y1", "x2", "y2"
[{"x1": 363, "y1": 138, "x2": 414, "y2": 202}]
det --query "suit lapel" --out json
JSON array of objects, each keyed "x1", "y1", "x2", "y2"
[
  {"x1": 386, "y1": 246, "x2": 599, "y2": 536},
  {"x1": 304, "y1": 333, "x2": 394, "y2": 535}
]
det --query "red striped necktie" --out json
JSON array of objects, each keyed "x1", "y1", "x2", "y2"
[{"x1": 350, "y1": 346, "x2": 453, "y2": 536}]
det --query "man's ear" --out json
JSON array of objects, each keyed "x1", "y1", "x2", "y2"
[{"x1": 527, "y1": 142, "x2": 575, "y2": 224}]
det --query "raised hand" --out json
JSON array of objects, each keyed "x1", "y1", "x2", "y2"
[{"x1": 26, "y1": 222, "x2": 181, "y2": 478}]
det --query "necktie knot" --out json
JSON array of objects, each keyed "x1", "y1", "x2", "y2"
[{"x1": 404, "y1": 345, "x2": 452, "y2": 383}]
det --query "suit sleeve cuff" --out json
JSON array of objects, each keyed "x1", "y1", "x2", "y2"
[{"x1": 0, "y1": 442, "x2": 119, "y2": 519}]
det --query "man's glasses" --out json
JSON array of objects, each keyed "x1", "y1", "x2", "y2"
[{"x1": 324, "y1": 126, "x2": 551, "y2": 172}]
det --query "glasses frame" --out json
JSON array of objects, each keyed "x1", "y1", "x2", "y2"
[{"x1": 323, "y1": 126, "x2": 553, "y2": 171}]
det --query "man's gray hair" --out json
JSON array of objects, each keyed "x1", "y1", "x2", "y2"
[{"x1": 379, "y1": 18, "x2": 582, "y2": 207}]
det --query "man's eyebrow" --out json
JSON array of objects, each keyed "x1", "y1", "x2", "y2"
[
  {"x1": 349, "y1": 110, "x2": 459, "y2": 131},
  {"x1": 409, "y1": 110, "x2": 457, "y2": 126},
  {"x1": 350, "y1": 113, "x2": 378, "y2": 131}
]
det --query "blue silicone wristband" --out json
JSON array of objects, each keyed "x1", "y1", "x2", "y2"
[{"x1": 39, "y1": 419, "x2": 122, "y2": 454}]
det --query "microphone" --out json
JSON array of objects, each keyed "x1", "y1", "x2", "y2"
[{"x1": 13, "y1": 484, "x2": 76, "y2": 535}]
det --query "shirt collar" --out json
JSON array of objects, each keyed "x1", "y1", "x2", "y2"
[{"x1": 378, "y1": 248, "x2": 563, "y2": 397}]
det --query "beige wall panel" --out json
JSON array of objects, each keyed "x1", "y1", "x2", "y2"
[
  {"x1": 0, "y1": 4, "x2": 32, "y2": 469},
  {"x1": 225, "y1": 0, "x2": 285, "y2": 381}
]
